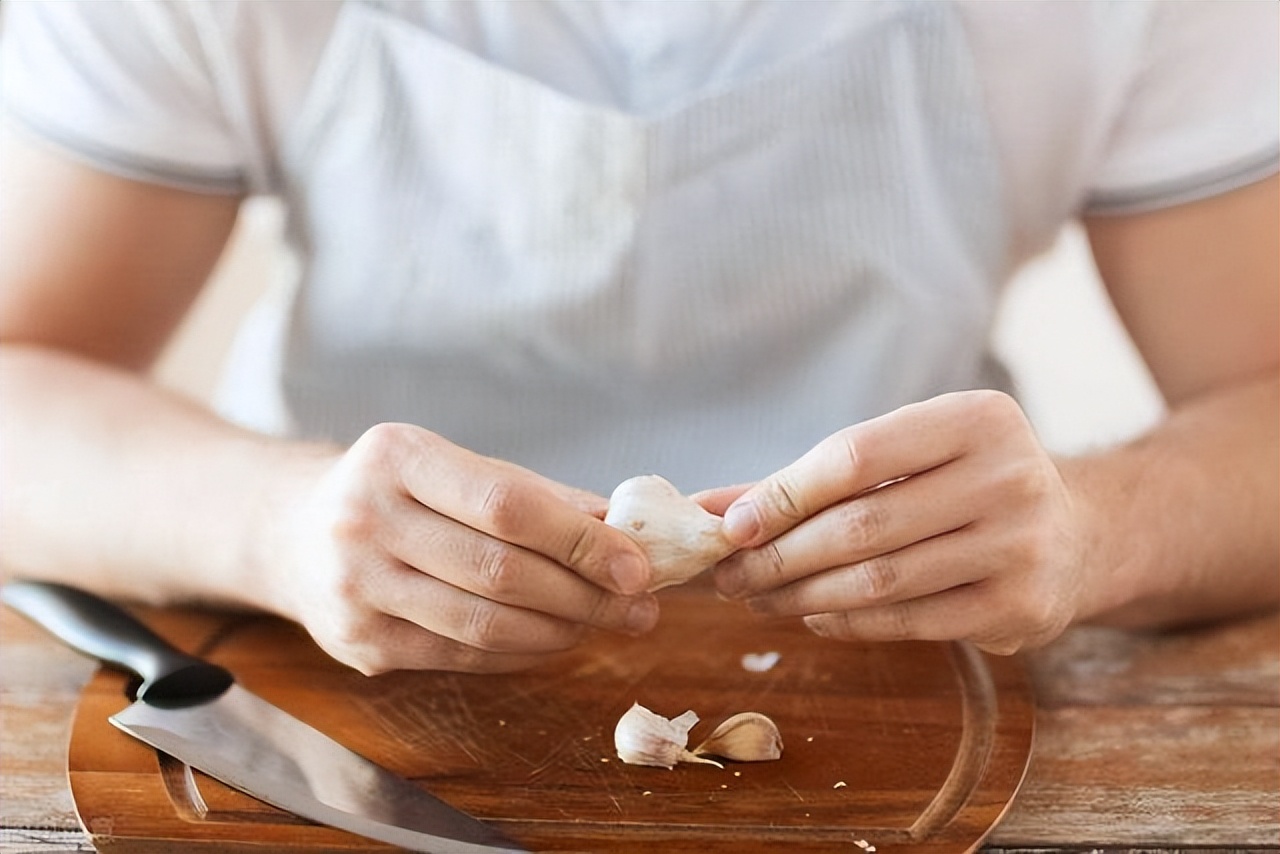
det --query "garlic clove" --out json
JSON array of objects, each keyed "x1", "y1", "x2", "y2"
[
  {"x1": 604, "y1": 475, "x2": 737, "y2": 592},
  {"x1": 614, "y1": 703, "x2": 722, "y2": 769},
  {"x1": 691, "y1": 711, "x2": 784, "y2": 763}
]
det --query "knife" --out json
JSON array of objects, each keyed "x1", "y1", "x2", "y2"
[{"x1": 1, "y1": 580, "x2": 527, "y2": 854}]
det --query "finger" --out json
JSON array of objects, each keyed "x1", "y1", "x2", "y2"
[
  {"x1": 331, "y1": 613, "x2": 548, "y2": 675},
  {"x1": 715, "y1": 463, "x2": 975, "y2": 598},
  {"x1": 391, "y1": 428, "x2": 650, "y2": 594},
  {"x1": 546, "y1": 480, "x2": 610, "y2": 518},
  {"x1": 689, "y1": 483, "x2": 754, "y2": 516},
  {"x1": 373, "y1": 561, "x2": 589, "y2": 654},
  {"x1": 802, "y1": 582, "x2": 994, "y2": 646},
  {"x1": 383, "y1": 494, "x2": 658, "y2": 636},
  {"x1": 739, "y1": 528, "x2": 988, "y2": 617},
  {"x1": 721, "y1": 393, "x2": 1000, "y2": 548}
]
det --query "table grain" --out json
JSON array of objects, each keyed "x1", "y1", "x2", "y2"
[{"x1": 2, "y1": 606, "x2": 1277, "y2": 853}]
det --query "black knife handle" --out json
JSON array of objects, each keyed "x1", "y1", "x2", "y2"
[{"x1": 1, "y1": 580, "x2": 233, "y2": 705}]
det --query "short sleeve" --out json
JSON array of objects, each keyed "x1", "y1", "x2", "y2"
[
  {"x1": 1084, "y1": 0, "x2": 1279, "y2": 215},
  {"x1": 0, "y1": 0, "x2": 247, "y2": 194}
]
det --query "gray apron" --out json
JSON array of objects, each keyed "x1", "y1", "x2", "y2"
[{"x1": 219, "y1": 0, "x2": 1006, "y2": 494}]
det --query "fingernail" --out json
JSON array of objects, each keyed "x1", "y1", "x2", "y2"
[
  {"x1": 804, "y1": 614, "x2": 834, "y2": 637},
  {"x1": 714, "y1": 564, "x2": 747, "y2": 599},
  {"x1": 722, "y1": 500, "x2": 761, "y2": 545},
  {"x1": 609, "y1": 553, "x2": 648, "y2": 595},
  {"x1": 623, "y1": 596, "x2": 659, "y2": 635}
]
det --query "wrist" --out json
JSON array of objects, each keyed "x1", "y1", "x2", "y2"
[
  {"x1": 1054, "y1": 450, "x2": 1154, "y2": 624},
  {"x1": 222, "y1": 436, "x2": 342, "y2": 619}
]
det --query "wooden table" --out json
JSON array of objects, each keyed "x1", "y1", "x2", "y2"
[{"x1": 2, "y1": 606, "x2": 1277, "y2": 853}]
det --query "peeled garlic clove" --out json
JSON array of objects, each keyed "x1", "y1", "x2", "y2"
[
  {"x1": 692, "y1": 712, "x2": 783, "y2": 763},
  {"x1": 605, "y1": 475, "x2": 737, "y2": 592},
  {"x1": 614, "y1": 703, "x2": 722, "y2": 769}
]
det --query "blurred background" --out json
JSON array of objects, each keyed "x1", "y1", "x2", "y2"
[{"x1": 154, "y1": 199, "x2": 1167, "y2": 457}]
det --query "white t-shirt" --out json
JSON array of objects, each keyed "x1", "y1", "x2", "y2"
[{"x1": 2, "y1": 0, "x2": 1277, "y2": 492}]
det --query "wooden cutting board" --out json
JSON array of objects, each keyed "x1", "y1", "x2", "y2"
[{"x1": 67, "y1": 588, "x2": 1034, "y2": 853}]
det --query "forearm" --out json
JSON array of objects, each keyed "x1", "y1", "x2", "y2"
[
  {"x1": 1063, "y1": 371, "x2": 1279, "y2": 628},
  {"x1": 0, "y1": 344, "x2": 336, "y2": 610}
]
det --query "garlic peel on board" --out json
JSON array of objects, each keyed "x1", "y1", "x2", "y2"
[
  {"x1": 614, "y1": 703, "x2": 722, "y2": 769},
  {"x1": 604, "y1": 475, "x2": 737, "y2": 592},
  {"x1": 614, "y1": 703, "x2": 784, "y2": 769}
]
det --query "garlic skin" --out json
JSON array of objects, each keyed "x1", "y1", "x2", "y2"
[
  {"x1": 614, "y1": 703, "x2": 722, "y2": 769},
  {"x1": 740, "y1": 651, "x2": 781, "y2": 673},
  {"x1": 604, "y1": 475, "x2": 737, "y2": 592},
  {"x1": 614, "y1": 704, "x2": 783, "y2": 770},
  {"x1": 692, "y1": 712, "x2": 784, "y2": 763}
]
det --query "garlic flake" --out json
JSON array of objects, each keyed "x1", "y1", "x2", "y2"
[
  {"x1": 614, "y1": 703, "x2": 722, "y2": 769},
  {"x1": 604, "y1": 475, "x2": 737, "y2": 591},
  {"x1": 740, "y1": 651, "x2": 781, "y2": 673},
  {"x1": 692, "y1": 712, "x2": 783, "y2": 763}
]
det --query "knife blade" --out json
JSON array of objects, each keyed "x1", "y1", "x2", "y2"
[{"x1": 2, "y1": 580, "x2": 526, "y2": 854}]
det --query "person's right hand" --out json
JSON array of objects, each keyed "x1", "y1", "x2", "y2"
[{"x1": 258, "y1": 423, "x2": 658, "y2": 675}]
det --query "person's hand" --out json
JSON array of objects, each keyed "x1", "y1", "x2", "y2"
[
  {"x1": 259, "y1": 423, "x2": 657, "y2": 674},
  {"x1": 709, "y1": 391, "x2": 1099, "y2": 655}
]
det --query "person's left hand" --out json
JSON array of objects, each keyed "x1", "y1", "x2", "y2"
[{"x1": 707, "y1": 390, "x2": 1100, "y2": 655}]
